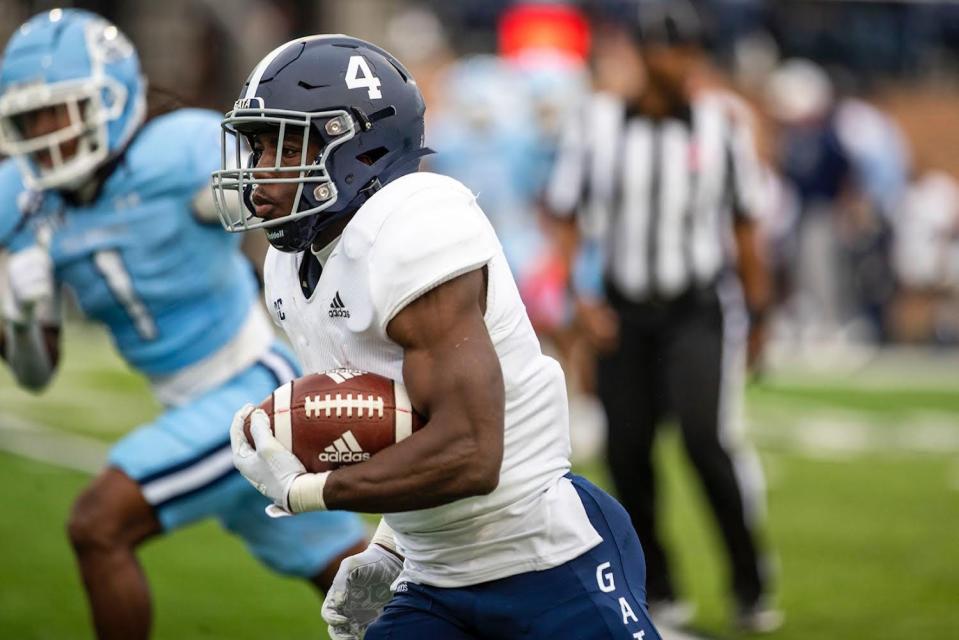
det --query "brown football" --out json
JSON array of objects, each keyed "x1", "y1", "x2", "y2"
[{"x1": 243, "y1": 369, "x2": 425, "y2": 472}]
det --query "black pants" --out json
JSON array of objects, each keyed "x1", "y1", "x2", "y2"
[{"x1": 598, "y1": 283, "x2": 766, "y2": 606}]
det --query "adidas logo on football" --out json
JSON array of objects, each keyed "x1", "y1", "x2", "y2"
[
  {"x1": 319, "y1": 430, "x2": 370, "y2": 464},
  {"x1": 328, "y1": 291, "x2": 350, "y2": 318}
]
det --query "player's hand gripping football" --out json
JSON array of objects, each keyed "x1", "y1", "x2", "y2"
[
  {"x1": 3, "y1": 244, "x2": 54, "y2": 325},
  {"x1": 322, "y1": 543, "x2": 403, "y2": 640},
  {"x1": 229, "y1": 403, "x2": 305, "y2": 516}
]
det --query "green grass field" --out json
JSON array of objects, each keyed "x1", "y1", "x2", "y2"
[{"x1": 1, "y1": 323, "x2": 958, "y2": 639}]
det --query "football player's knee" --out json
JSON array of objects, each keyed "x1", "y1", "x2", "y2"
[{"x1": 67, "y1": 487, "x2": 131, "y2": 554}]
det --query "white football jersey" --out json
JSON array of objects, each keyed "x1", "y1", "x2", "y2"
[{"x1": 263, "y1": 172, "x2": 601, "y2": 587}]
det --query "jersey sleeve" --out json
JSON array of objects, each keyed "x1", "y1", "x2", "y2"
[
  {"x1": 183, "y1": 111, "x2": 231, "y2": 223},
  {"x1": 363, "y1": 179, "x2": 499, "y2": 336},
  {"x1": 125, "y1": 109, "x2": 226, "y2": 223}
]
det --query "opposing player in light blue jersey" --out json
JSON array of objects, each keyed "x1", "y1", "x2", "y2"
[{"x1": 0, "y1": 10, "x2": 364, "y2": 639}]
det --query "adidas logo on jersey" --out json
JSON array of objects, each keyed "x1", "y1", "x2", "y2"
[
  {"x1": 319, "y1": 430, "x2": 370, "y2": 463},
  {"x1": 329, "y1": 291, "x2": 350, "y2": 318}
]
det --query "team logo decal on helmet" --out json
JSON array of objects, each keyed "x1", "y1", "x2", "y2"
[
  {"x1": 0, "y1": 8, "x2": 146, "y2": 190},
  {"x1": 211, "y1": 34, "x2": 429, "y2": 252}
]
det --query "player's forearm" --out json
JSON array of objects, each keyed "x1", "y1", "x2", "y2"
[
  {"x1": 323, "y1": 345, "x2": 504, "y2": 512},
  {"x1": 1, "y1": 320, "x2": 60, "y2": 391},
  {"x1": 321, "y1": 412, "x2": 503, "y2": 512},
  {"x1": 298, "y1": 270, "x2": 506, "y2": 514}
]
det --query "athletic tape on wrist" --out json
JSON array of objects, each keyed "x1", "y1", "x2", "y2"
[{"x1": 288, "y1": 471, "x2": 331, "y2": 512}]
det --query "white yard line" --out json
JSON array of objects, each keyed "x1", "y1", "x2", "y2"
[
  {"x1": 2, "y1": 392, "x2": 957, "y2": 483},
  {"x1": 0, "y1": 414, "x2": 106, "y2": 475},
  {"x1": 765, "y1": 341, "x2": 959, "y2": 392},
  {"x1": 748, "y1": 406, "x2": 959, "y2": 458}
]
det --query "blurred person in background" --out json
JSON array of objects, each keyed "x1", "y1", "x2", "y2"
[
  {"x1": 0, "y1": 10, "x2": 364, "y2": 639},
  {"x1": 545, "y1": 0, "x2": 779, "y2": 632},
  {"x1": 764, "y1": 59, "x2": 910, "y2": 344},
  {"x1": 427, "y1": 3, "x2": 603, "y2": 461},
  {"x1": 892, "y1": 166, "x2": 959, "y2": 343},
  {"x1": 832, "y1": 79, "x2": 910, "y2": 343},
  {"x1": 763, "y1": 59, "x2": 851, "y2": 342},
  {"x1": 428, "y1": 55, "x2": 546, "y2": 289},
  {"x1": 429, "y1": 2, "x2": 590, "y2": 335},
  {"x1": 383, "y1": 4, "x2": 456, "y2": 126}
]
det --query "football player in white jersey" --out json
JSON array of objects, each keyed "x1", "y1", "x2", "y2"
[{"x1": 215, "y1": 35, "x2": 662, "y2": 640}]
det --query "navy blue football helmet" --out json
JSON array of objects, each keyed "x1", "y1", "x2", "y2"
[{"x1": 212, "y1": 34, "x2": 428, "y2": 252}]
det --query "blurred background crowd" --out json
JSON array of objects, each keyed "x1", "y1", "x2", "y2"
[
  {"x1": 2, "y1": 1, "x2": 958, "y2": 639},
  {"x1": 5, "y1": 0, "x2": 959, "y2": 352}
]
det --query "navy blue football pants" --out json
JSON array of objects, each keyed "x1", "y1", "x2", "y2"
[{"x1": 365, "y1": 474, "x2": 661, "y2": 639}]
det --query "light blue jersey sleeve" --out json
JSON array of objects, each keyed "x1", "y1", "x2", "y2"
[{"x1": 129, "y1": 109, "x2": 226, "y2": 211}]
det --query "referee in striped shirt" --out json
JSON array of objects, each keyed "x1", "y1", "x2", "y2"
[{"x1": 545, "y1": 2, "x2": 780, "y2": 632}]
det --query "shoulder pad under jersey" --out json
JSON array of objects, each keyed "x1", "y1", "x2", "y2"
[{"x1": 340, "y1": 172, "x2": 499, "y2": 336}]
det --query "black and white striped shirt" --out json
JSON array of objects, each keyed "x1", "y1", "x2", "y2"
[{"x1": 546, "y1": 90, "x2": 765, "y2": 302}]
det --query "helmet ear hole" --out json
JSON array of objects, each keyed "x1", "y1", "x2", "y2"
[{"x1": 356, "y1": 146, "x2": 388, "y2": 166}]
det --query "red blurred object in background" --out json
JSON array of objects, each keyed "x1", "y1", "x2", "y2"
[
  {"x1": 498, "y1": 3, "x2": 590, "y2": 63},
  {"x1": 520, "y1": 248, "x2": 570, "y2": 334}
]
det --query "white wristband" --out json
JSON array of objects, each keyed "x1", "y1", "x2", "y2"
[
  {"x1": 288, "y1": 471, "x2": 331, "y2": 513},
  {"x1": 370, "y1": 518, "x2": 399, "y2": 555}
]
